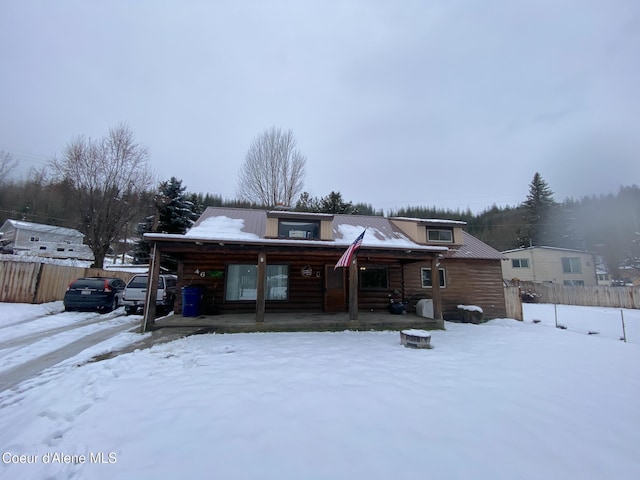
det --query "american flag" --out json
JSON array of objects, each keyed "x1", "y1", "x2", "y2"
[{"x1": 334, "y1": 229, "x2": 366, "y2": 269}]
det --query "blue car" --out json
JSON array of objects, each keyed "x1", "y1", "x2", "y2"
[{"x1": 63, "y1": 277, "x2": 126, "y2": 313}]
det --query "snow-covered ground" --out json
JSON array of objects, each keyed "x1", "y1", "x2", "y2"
[{"x1": 0, "y1": 302, "x2": 639, "y2": 480}]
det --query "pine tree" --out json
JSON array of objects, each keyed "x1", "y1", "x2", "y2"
[
  {"x1": 318, "y1": 191, "x2": 356, "y2": 214},
  {"x1": 518, "y1": 172, "x2": 556, "y2": 246},
  {"x1": 132, "y1": 215, "x2": 154, "y2": 264},
  {"x1": 157, "y1": 177, "x2": 198, "y2": 234},
  {"x1": 132, "y1": 177, "x2": 199, "y2": 269}
]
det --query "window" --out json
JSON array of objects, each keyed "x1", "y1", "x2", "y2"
[
  {"x1": 564, "y1": 280, "x2": 584, "y2": 286},
  {"x1": 226, "y1": 264, "x2": 289, "y2": 301},
  {"x1": 359, "y1": 266, "x2": 388, "y2": 289},
  {"x1": 427, "y1": 228, "x2": 453, "y2": 243},
  {"x1": 512, "y1": 258, "x2": 529, "y2": 268},
  {"x1": 30, "y1": 236, "x2": 40, "y2": 242},
  {"x1": 278, "y1": 220, "x2": 320, "y2": 239},
  {"x1": 562, "y1": 257, "x2": 582, "y2": 274},
  {"x1": 421, "y1": 268, "x2": 446, "y2": 288},
  {"x1": 266, "y1": 265, "x2": 288, "y2": 300}
]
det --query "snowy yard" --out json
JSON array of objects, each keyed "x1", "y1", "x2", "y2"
[{"x1": 0, "y1": 302, "x2": 639, "y2": 479}]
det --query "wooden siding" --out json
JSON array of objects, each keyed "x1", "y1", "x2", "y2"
[
  {"x1": 266, "y1": 217, "x2": 333, "y2": 240},
  {"x1": 320, "y1": 220, "x2": 333, "y2": 240},
  {"x1": 390, "y1": 219, "x2": 423, "y2": 243},
  {"x1": 176, "y1": 253, "x2": 410, "y2": 315},
  {"x1": 265, "y1": 218, "x2": 277, "y2": 238},
  {"x1": 177, "y1": 252, "x2": 327, "y2": 315},
  {"x1": 403, "y1": 259, "x2": 507, "y2": 320},
  {"x1": 175, "y1": 250, "x2": 506, "y2": 319},
  {"x1": 357, "y1": 262, "x2": 403, "y2": 312}
]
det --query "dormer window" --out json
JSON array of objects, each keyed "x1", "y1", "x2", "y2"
[
  {"x1": 427, "y1": 228, "x2": 453, "y2": 243},
  {"x1": 278, "y1": 220, "x2": 320, "y2": 240}
]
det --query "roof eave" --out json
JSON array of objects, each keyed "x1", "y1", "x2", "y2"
[{"x1": 144, "y1": 233, "x2": 448, "y2": 253}]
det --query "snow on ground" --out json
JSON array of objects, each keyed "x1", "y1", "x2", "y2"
[
  {"x1": 524, "y1": 303, "x2": 639, "y2": 343},
  {"x1": 0, "y1": 303, "x2": 144, "y2": 377},
  {"x1": 0, "y1": 303, "x2": 639, "y2": 480}
]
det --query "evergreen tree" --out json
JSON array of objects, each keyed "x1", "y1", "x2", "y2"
[
  {"x1": 132, "y1": 215, "x2": 154, "y2": 265},
  {"x1": 157, "y1": 177, "x2": 198, "y2": 234},
  {"x1": 295, "y1": 192, "x2": 320, "y2": 212},
  {"x1": 517, "y1": 172, "x2": 556, "y2": 246},
  {"x1": 318, "y1": 191, "x2": 356, "y2": 214},
  {"x1": 132, "y1": 177, "x2": 199, "y2": 269},
  {"x1": 295, "y1": 191, "x2": 358, "y2": 214}
]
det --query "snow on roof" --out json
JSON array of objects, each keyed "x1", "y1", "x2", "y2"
[
  {"x1": 147, "y1": 207, "x2": 503, "y2": 259},
  {"x1": 391, "y1": 216, "x2": 467, "y2": 225},
  {"x1": 3, "y1": 219, "x2": 84, "y2": 238},
  {"x1": 334, "y1": 220, "x2": 421, "y2": 249},
  {"x1": 501, "y1": 245, "x2": 594, "y2": 255},
  {"x1": 151, "y1": 208, "x2": 448, "y2": 253},
  {"x1": 185, "y1": 216, "x2": 261, "y2": 241}
]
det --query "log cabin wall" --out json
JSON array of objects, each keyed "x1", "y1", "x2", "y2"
[
  {"x1": 174, "y1": 250, "x2": 410, "y2": 315},
  {"x1": 176, "y1": 250, "x2": 338, "y2": 315},
  {"x1": 402, "y1": 259, "x2": 507, "y2": 319},
  {"x1": 355, "y1": 262, "x2": 403, "y2": 312}
]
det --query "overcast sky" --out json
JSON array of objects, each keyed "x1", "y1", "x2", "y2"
[{"x1": 1, "y1": 0, "x2": 639, "y2": 214}]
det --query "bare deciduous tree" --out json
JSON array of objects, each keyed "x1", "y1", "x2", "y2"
[
  {"x1": 237, "y1": 127, "x2": 306, "y2": 206},
  {"x1": 50, "y1": 123, "x2": 154, "y2": 268},
  {"x1": 0, "y1": 150, "x2": 19, "y2": 183}
]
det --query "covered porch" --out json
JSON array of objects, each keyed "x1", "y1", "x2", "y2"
[{"x1": 140, "y1": 235, "x2": 446, "y2": 333}]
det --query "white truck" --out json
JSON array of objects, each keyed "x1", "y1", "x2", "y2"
[{"x1": 121, "y1": 274, "x2": 178, "y2": 315}]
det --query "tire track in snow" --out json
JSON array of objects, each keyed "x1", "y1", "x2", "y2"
[
  {"x1": 0, "y1": 321, "x2": 138, "y2": 394},
  {"x1": 0, "y1": 311, "x2": 126, "y2": 350}
]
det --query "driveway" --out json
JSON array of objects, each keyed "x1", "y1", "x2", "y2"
[{"x1": 0, "y1": 308, "x2": 139, "y2": 394}]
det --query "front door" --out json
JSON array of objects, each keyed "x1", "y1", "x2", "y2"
[{"x1": 324, "y1": 265, "x2": 346, "y2": 312}]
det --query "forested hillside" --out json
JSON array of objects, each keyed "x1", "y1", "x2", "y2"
[{"x1": 1, "y1": 168, "x2": 638, "y2": 281}]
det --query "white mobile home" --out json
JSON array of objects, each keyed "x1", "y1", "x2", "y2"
[
  {"x1": 0, "y1": 219, "x2": 94, "y2": 261},
  {"x1": 501, "y1": 246, "x2": 597, "y2": 286}
]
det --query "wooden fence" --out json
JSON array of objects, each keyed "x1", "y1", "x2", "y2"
[
  {"x1": 503, "y1": 286, "x2": 523, "y2": 320},
  {"x1": 0, "y1": 260, "x2": 134, "y2": 304},
  {"x1": 517, "y1": 281, "x2": 640, "y2": 309}
]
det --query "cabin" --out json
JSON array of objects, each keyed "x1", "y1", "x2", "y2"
[
  {"x1": 140, "y1": 207, "x2": 507, "y2": 331},
  {"x1": 501, "y1": 246, "x2": 598, "y2": 286},
  {"x1": 0, "y1": 219, "x2": 94, "y2": 261}
]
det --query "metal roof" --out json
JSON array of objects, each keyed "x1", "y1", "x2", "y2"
[
  {"x1": 1, "y1": 219, "x2": 84, "y2": 238},
  {"x1": 148, "y1": 207, "x2": 504, "y2": 260}
]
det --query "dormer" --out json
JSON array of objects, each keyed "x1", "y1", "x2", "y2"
[
  {"x1": 266, "y1": 211, "x2": 334, "y2": 241},
  {"x1": 390, "y1": 217, "x2": 465, "y2": 246}
]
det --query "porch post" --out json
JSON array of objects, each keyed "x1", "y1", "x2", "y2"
[
  {"x1": 431, "y1": 256, "x2": 444, "y2": 328},
  {"x1": 256, "y1": 251, "x2": 266, "y2": 322},
  {"x1": 141, "y1": 242, "x2": 161, "y2": 332},
  {"x1": 349, "y1": 256, "x2": 358, "y2": 320}
]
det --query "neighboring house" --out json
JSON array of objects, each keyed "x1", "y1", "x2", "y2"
[
  {"x1": 0, "y1": 219, "x2": 94, "y2": 261},
  {"x1": 501, "y1": 246, "x2": 597, "y2": 286},
  {"x1": 596, "y1": 268, "x2": 612, "y2": 286},
  {"x1": 142, "y1": 207, "x2": 507, "y2": 327}
]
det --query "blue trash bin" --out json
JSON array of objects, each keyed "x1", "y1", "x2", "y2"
[{"x1": 182, "y1": 287, "x2": 202, "y2": 317}]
